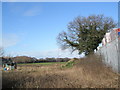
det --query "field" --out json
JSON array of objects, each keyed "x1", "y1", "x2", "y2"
[
  {"x1": 18, "y1": 62, "x2": 66, "y2": 65},
  {"x1": 2, "y1": 55, "x2": 120, "y2": 88}
]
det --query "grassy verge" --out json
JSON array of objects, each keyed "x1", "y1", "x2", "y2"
[
  {"x1": 18, "y1": 62, "x2": 67, "y2": 65},
  {"x1": 61, "y1": 59, "x2": 76, "y2": 68},
  {"x1": 2, "y1": 54, "x2": 119, "y2": 88}
]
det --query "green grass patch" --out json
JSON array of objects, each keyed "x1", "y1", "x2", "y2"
[
  {"x1": 61, "y1": 61, "x2": 75, "y2": 68},
  {"x1": 18, "y1": 62, "x2": 66, "y2": 65}
]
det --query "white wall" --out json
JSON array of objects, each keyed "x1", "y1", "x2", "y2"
[{"x1": 96, "y1": 38, "x2": 119, "y2": 73}]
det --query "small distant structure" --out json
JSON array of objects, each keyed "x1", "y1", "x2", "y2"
[
  {"x1": 95, "y1": 28, "x2": 120, "y2": 51},
  {"x1": 2, "y1": 58, "x2": 17, "y2": 71},
  {"x1": 115, "y1": 28, "x2": 120, "y2": 38},
  {"x1": 105, "y1": 32, "x2": 111, "y2": 43},
  {"x1": 102, "y1": 28, "x2": 120, "y2": 46},
  {"x1": 110, "y1": 28, "x2": 120, "y2": 41}
]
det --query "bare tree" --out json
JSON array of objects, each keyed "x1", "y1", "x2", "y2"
[{"x1": 57, "y1": 15, "x2": 117, "y2": 56}]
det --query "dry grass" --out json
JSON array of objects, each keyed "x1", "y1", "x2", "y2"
[{"x1": 2, "y1": 54, "x2": 120, "y2": 88}]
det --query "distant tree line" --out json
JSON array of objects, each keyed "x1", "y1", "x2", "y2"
[{"x1": 2, "y1": 56, "x2": 71, "y2": 64}]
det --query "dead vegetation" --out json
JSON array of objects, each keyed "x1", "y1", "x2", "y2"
[{"x1": 2, "y1": 54, "x2": 120, "y2": 88}]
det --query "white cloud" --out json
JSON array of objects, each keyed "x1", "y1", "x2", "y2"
[
  {"x1": 23, "y1": 6, "x2": 42, "y2": 16},
  {"x1": 2, "y1": 33, "x2": 19, "y2": 48},
  {"x1": 0, "y1": 38, "x2": 2, "y2": 48},
  {"x1": 0, "y1": 32, "x2": 2, "y2": 48}
]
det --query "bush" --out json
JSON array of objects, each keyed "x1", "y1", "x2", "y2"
[
  {"x1": 61, "y1": 58, "x2": 77, "y2": 68},
  {"x1": 64, "y1": 61, "x2": 75, "y2": 68}
]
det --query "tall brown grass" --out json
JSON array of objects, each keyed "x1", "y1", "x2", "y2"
[{"x1": 2, "y1": 54, "x2": 119, "y2": 88}]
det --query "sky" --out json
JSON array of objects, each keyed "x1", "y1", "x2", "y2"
[
  {"x1": 2, "y1": 2, "x2": 118, "y2": 58},
  {"x1": 1, "y1": 0, "x2": 120, "y2": 2}
]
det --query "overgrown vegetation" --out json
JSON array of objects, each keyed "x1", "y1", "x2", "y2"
[
  {"x1": 61, "y1": 58, "x2": 78, "y2": 68},
  {"x1": 64, "y1": 61, "x2": 75, "y2": 68},
  {"x1": 18, "y1": 62, "x2": 66, "y2": 65},
  {"x1": 2, "y1": 54, "x2": 119, "y2": 88}
]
